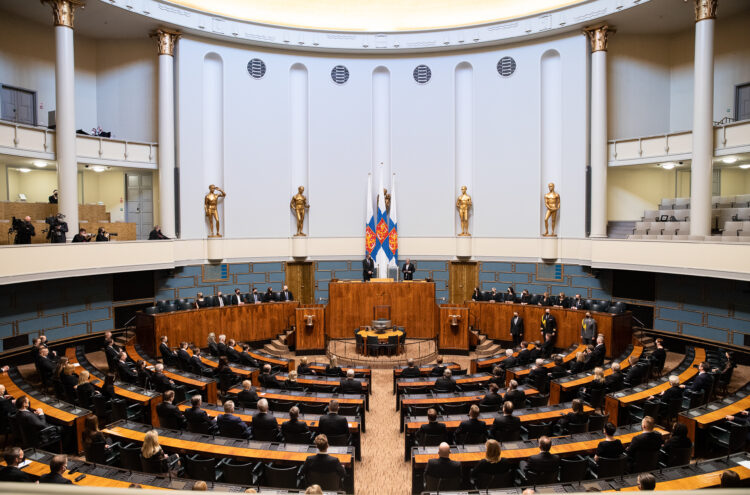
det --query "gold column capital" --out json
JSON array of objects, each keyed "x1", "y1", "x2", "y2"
[
  {"x1": 151, "y1": 28, "x2": 181, "y2": 56},
  {"x1": 41, "y1": 0, "x2": 86, "y2": 29},
  {"x1": 583, "y1": 24, "x2": 615, "y2": 53},
  {"x1": 695, "y1": 0, "x2": 718, "y2": 22}
]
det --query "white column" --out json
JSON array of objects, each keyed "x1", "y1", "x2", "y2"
[
  {"x1": 372, "y1": 67, "x2": 391, "y2": 178},
  {"x1": 290, "y1": 63, "x2": 309, "y2": 236},
  {"x1": 454, "y1": 62, "x2": 473, "y2": 235},
  {"x1": 46, "y1": 1, "x2": 84, "y2": 239},
  {"x1": 689, "y1": 0, "x2": 718, "y2": 238},
  {"x1": 585, "y1": 25, "x2": 613, "y2": 238},
  {"x1": 154, "y1": 29, "x2": 180, "y2": 238}
]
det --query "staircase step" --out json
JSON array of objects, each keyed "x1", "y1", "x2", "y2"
[
  {"x1": 476, "y1": 344, "x2": 503, "y2": 357},
  {"x1": 263, "y1": 344, "x2": 287, "y2": 356}
]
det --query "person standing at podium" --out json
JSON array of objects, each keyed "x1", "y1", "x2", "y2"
[
  {"x1": 362, "y1": 252, "x2": 375, "y2": 281},
  {"x1": 402, "y1": 259, "x2": 416, "y2": 280}
]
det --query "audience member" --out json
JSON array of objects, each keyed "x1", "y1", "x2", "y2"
[
  {"x1": 239, "y1": 344, "x2": 259, "y2": 368},
  {"x1": 430, "y1": 356, "x2": 446, "y2": 376},
  {"x1": 637, "y1": 473, "x2": 656, "y2": 491},
  {"x1": 252, "y1": 398, "x2": 280, "y2": 440},
  {"x1": 424, "y1": 442, "x2": 461, "y2": 486},
  {"x1": 141, "y1": 430, "x2": 179, "y2": 472},
  {"x1": 151, "y1": 363, "x2": 175, "y2": 393},
  {"x1": 517, "y1": 341, "x2": 531, "y2": 365},
  {"x1": 49, "y1": 189, "x2": 58, "y2": 204},
  {"x1": 419, "y1": 408, "x2": 448, "y2": 443},
  {"x1": 318, "y1": 400, "x2": 349, "y2": 437},
  {"x1": 682, "y1": 361, "x2": 713, "y2": 398},
  {"x1": 660, "y1": 422, "x2": 692, "y2": 465},
  {"x1": 156, "y1": 389, "x2": 187, "y2": 429},
  {"x1": 304, "y1": 485, "x2": 323, "y2": 495},
  {"x1": 455, "y1": 404, "x2": 488, "y2": 443},
  {"x1": 13, "y1": 216, "x2": 35, "y2": 244},
  {"x1": 217, "y1": 400, "x2": 252, "y2": 439},
  {"x1": 590, "y1": 335, "x2": 606, "y2": 367},
  {"x1": 503, "y1": 379, "x2": 525, "y2": 409},
  {"x1": 297, "y1": 356, "x2": 313, "y2": 375},
  {"x1": 72, "y1": 228, "x2": 91, "y2": 242},
  {"x1": 480, "y1": 383, "x2": 503, "y2": 408},
  {"x1": 501, "y1": 348, "x2": 517, "y2": 370},
  {"x1": 648, "y1": 339, "x2": 667, "y2": 372},
  {"x1": 488, "y1": 366, "x2": 505, "y2": 387},
  {"x1": 579, "y1": 367, "x2": 606, "y2": 403},
  {"x1": 184, "y1": 395, "x2": 219, "y2": 434},
  {"x1": 521, "y1": 436, "x2": 560, "y2": 477},
  {"x1": 82, "y1": 414, "x2": 113, "y2": 451},
  {"x1": 401, "y1": 358, "x2": 421, "y2": 378},
  {"x1": 558, "y1": 398, "x2": 588, "y2": 433},
  {"x1": 470, "y1": 439, "x2": 511, "y2": 485},
  {"x1": 624, "y1": 356, "x2": 644, "y2": 386},
  {"x1": 284, "y1": 370, "x2": 303, "y2": 391},
  {"x1": 568, "y1": 352, "x2": 586, "y2": 374},
  {"x1": 341, "y1": 369, "x2": 363, "y2": 394},
  {"x1": 434, "y1": 368, "x2": 457, "y2": 392},
  {"x1": 491, "y1": 401, "x2": 521, "y2": 442},
  {"x1": 39, "y1": 454, "x2": 72, "y2": 484},
  {"x1": 605, "y1": 363, "x2": 624, "y2": 392},
  {"x1": 149, "y1": 225, "x2": 169, "y2": 240},
  {"x1": 594, "y1": 422, "x2": 624, "y2": 462},
  {"x1": 259, "y1": 364, "x2": 279, "y2": 388},
  {"x1": 0, "y1": 447, "x2": 32, "y2": 482},
  {"x1": 325, "y1": 357, "x2": 345, "y2": 377},
  {"x1": 282, "y1": 406, "x2": 310, "y2": 439},
  {"x1": 302, "y1": 435, "x2": 346, "y2": 486},
  {"x1": 626, "y1": 416, "x2": 663, "y2": 466}
]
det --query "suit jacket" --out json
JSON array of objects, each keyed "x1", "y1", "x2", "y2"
[
  {"x1": 252, "y1": 411, "x2": 279, "y2": 434},
  {"x1": 456, "y1": 418, "x2": 488, "y2": 439},
  {"x1": 689, "y1": 372, "x2": 713, "y2": 395},
  {"x1": 318, "y1": 413, "x2": 349, "y2": 436},
  {"x1": 627, "y1": 430, "x2": 664, "y2": 458},
  {"x1": 231, "y1": 294, "x2": 244, "y2": 305},
  {"x1": 596, "y1": 439, "x2": 625, "y2": 459},
  {"x1": 39, "y1": 472, "x2": 72, "y2": 484},
  {"x1": 362, "y1": 258, "x2": 375, "y2": 275},
  {"x1": 556, "y1": 296, "x2": 571, "y2": 308},
  {"x1": 160, "y1": 343, "x2": 176, "y2": 360},
  {"x1": 425, "y1": 456, "x2": 462, "y2": 481},
  {"x1": 104, "y1": 345, "x2": 120, "y2": 364},
  {"x1": 625, "y1": 364, "x2": 644, "y2": 385},
  {"x1": 177, "y1": 349, "x2": 191, "y2": 367},
  {"x1": 539, "y1": 297, "x2": 553, "y2": 307},
  {"x1": 430, "y1": 365, "x2": 446, "y2": 377},
  {"x1": 517, "y1": 348, "x2": 532, "y2": 365},
  {"x1": 419, "y1": 421, "x2": 448, "y2": 440},
  {"x1": 510, "y1": 316, "x2": 524, "y2": 336},
  {"x1": 190, "y1": 355, "x2": 212, "y2": 374},
  {"x1": 37, "y1": 356, "x2": 56, "y2": 380},
  {"x1": 263, "y1": 292, "x2": 277, "y2": 303},
  {"x1": 503, "y1": 389, "x2": 526, "y2": 408},
  {"x1": 282, "y1": 418, "x2": 310, "y2": 437},
  {"x1": 540, "y1": 314, "x2": 557, "y2": 334},
  {"x1": 279, "y1": 290, "x2": 294, "y2": 302},
  {"x1": 400, "y1": 366, "x2": 421, "y2": 378},
  {"x1": 340, "y1": 379, "x2": 363, "y2": 394},
  {"x1": 570, "y1": 298, "x2": 585, "y2": 310},
  {"x1": 650, "y1": 348, "x2": 667, "y2": 369},
  {"x1": 325, "y1": 365, "x2": 345, "y2": 377},
  {"x1": 18, "y1": 409, "x2": 48, "y2": 431},
  {"x1": 605, "y1": 371, "x2": 624, "y2": 391},
  {"x1": 216, "y1": 342, "x2": 229, "y2": 356},
  {"x1": 526, "y1": 451, "x2": 560, "y2": 474},
  {"x1": 250, "y1": 293, "x2": 263, "y2": 304},
  {"x1": 302, "y1": 453, "x2": 346, "y2": 480},
  {"x1": 660, "y1": 385, "x2": 684, "y2": 404},
  {"x1": 501, "y1": 356, "x2": 518, "y2": 370},
  {"x1": 590, "y1": 344, "x2": 606, "y2": 367},
  {"x1": 259, "y1": 373, "x2": 279, "y2": 388},
  {"x1": 402, "y1": 262, "x2": 416, "y2": 280},
  {"x1": 217, "y1": 413, "x2": 252, "y2": 439},
  {"x1": 472, "y1": 290, "x2": 484, "y2": 301},
  {"x1": 0, "y1": 466, "x2": 32, "y2": 482},
  {"x1": 434, "y1": 377, "x2": 457, "y2": 392},
  {"x1": 528, "y1": 347, "x2": 541, "y2": 361},
  {"x1": 238, "y1": 389, "x2": 259, "y2": 406},
  {"x1": 581, "y1": 318, "x2": 598, "y2": 340},
  {"x1": 151, "y1": 372, "x2": 173, "y2": 392},
  {"x1": 117, "y1": 360, "x2": 138, "y2": 383},
  {"x1": 297, "y1": 363, "x2": 313, "y2": 375},
  {"x1": 480, "y1": 392, "x2": 503, "y2": 407},
  {"x1": 225, "y1": 346, "x2": 241, "y2": 362},
  {"x1": 471, "y1": 458, "x2": 512, "y2": 479},
  {"x1": 492, "y1": 414, "x2": 521, "y2": 439},
  {"x1": 529, "y1": 366, "x2": 549, "y2": 384},
  {"x1": 240, "y1": 352, "x2": 259, "y2": 368},
  {"x1": 185, "y1": 406, "x2": 217, "y2": 431},
  {"x1": 156, "y1": 401, "x2": 187, "y2": 428}
]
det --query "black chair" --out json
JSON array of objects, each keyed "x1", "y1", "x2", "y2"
[
  {"x1": 306, "y1": 470, "x2": 342, "y2": 491},
  {"x1": 338, "y1": 403, "x2": 361, "y2": 418},
  {"x1": 204, "y1": 296, "x2": 218, "y2": 307},
  {"x1": 628, "y1": 400, "x2": 660, "y2": 425},
  {"x1": 630, "y1": 450, "x2": 659, "y2": 473},
  {"x1": 185, "y1": 454, "x2": 223, "y2": 481},
  {"x1": 366, "y1": 336, "x2": 380, "y2": 356},
  {"x1": 177, "y1": 301, "x2": 193, "y2": 311},
  {"x1": 708, "y1": 421, "x2": 748, "y2": 456},
  {"x1": 492, "y1": 427, "x2": 521, "y2": 442},
  {"x1": 264, "y1": 463, "x2": 301, "y2": 489},
  {"x1": 587, "y1": 413, "x2": 609, "y2": 433},
  {"x1": 585, "y1": 388, "x2": 606, "y2": 412},
  {"x1": 473, "y1": 470, "x2": 514, "y2": 490},
  {"x1": 252, "y1": 426, "x2": 280, "y2": 442},
  {"x1": 158, "y1": 411, "x2": 186, "y2": 431},
  {"x1": 560, "y1": 455, "x2": 588, "y2": 482},
  {"x1": 141, "y1": 453, "x2": 168, "y2": 474},
  {"x1": 589, "y1": 454, "x2": 627, "y2": 479},
  {"x1": 15, "y1": 416, "x2": 61, "y2": 452},
  {"x1": 479, "y1": 403, "x2": 501, "y2": 413},
  {"x1": 112, "y1": 399, "x2": 142, "y2": 423},
  {"x1": 659, "y1": 445, "x2": 692, "y2": 468},
  {"x1": 404, "y1": 386, "x2": 430, "y2": 395},
  {"x1": 269, "y1": 400, "x2": 297, "y2": 412},
  {"x1": 84, "y1": 441, "x2": 120, "y2": 465},
  {"x1": 283, "y1": 430, "x2": 314, "y2": 444},
  {"x1": 119, "y1": 443, "x2": 143, "y2": 471},
  {"x1": 519, "y1": 467, "x2": 557, "y2": 485},
  {"x1": 326, "y1": 433, "x2": 351, "y2": 447},
  {"x1": 384, "y1": 335, "x2": 398, "y2": 356},
  {"x1": 456, "y1": 430, "x2": 488, "y2": 445},
  {"x1": 299, "y1": 402, "x2": 327, "y2": 415},
  {"x1": 565, "y1": 421, "x2": 589, "y2": 434},
  {"x1": 526, "y1": 394, "x2": 549, "y2": 408},
  {"x1": 163, "y1": 303, "x2": 178, "y2": 313},
  {"x1": 441, "y1": 403, "x2": 470, "y2": 415},
  {"x1": 424, "y1": 473, "x2": 461, "y2": 491},
  {"x1": 523, "y1": 421, "x2": 552, "y2": 440},
  {"x1": 223, "y1": 460, "x2": 261, "y2": 485},
  {"x1": 144, "y1": 306, "x2": 159, "y2": 315},
  {"x1": 661, "y1": 397, "x2": 684, "y2": 424},
  {"x1": 415, "y1": 431, "x2": 446, "y2": 447},
  {"x1": 76, "y1": 386, "x2": 94, "y2": 409}
]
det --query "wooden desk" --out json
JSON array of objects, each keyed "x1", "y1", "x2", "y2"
[
  {"x1": 438, "y1": 306, "x2": 469, "y2": 352},
  {"x1": 678, "y1": 382, "x2": 750, "y2": 443},
  {"x1": 66, "y1": 347, "x2": 163, "y2": 426},
  {"x1": 392, "y1": 362, "x2": 462, "y2": 392},
  {"x1": 327, "y1": 281, "x2": 437, "y2": 338},
  {"x1": 605, "y1": 347, "x2": 706, "y2": 425},
  {"x1": 185, "y1": 347, "x2": 260, "y2": 387},
  {"x1": 311, "y1": 362, "x2": 372, "y2": 378},
  {"x1": 126, "y1": 344, "x2": 218, "y2": 403},
  {"x1": 135, "y1": 301, "x2": 298, "y2": 356},
  {"x1": 395, "y1": 373, "x2": 492, "y2": 409},
  {"x1": 0, "y1": 369, "x2": 90, "y2": 454},
  {"x1": 468, "y1": 301, "x2": 632, "y2": 358},
  {"x1": 296, "y1": 306, "x2": 326, "y2": 352},
  {"x1": 470, "y1": 344, "x2": 535, "y2": 374},
  {"x1": 549, "y1": 345, "x2": 642, "y2": 404},
  {"x1": 235, "y1": 345, "x2": 295, "y2": 373},
  {"x1": 506, "y1": 344, "x2": 586, "y2": 386},
  {"x1": 618, "y1": 455, "x2": 750, "y2": 491}
]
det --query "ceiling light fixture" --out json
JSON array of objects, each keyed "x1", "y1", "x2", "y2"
[
  {"x1": 722, "y1": 156, "x2": 738, "y2": 164},
  {"x1": 740, "y1": 164, "x2": 750, "y2": 170},
  {"x1": 91, "y1": 165, "x2": 107, "y2": 173},
  {"x1": 33, "y1": 161, "x2": 47, "y2": 168},
  {"x1": 17, "y1": 168, "x2": 31, "y2": 173},
  {"x1": 661, "y1": 162, "x2": 676, "y2": 170}
]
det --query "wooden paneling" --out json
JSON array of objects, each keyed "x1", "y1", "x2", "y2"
[
  {"x1": 135, "y1": 302, "x2": 299, "y2": 355},
  {"x1": 286, "y1": 261, "x2": 314, "y2": 304},
  {"x1": 327, "y1": 281, "x2": 438, "y2": 339},
  {"x1": 0, "y1": 201, "x2": 109, "y2": 222},
  {"x1": 295, "y1": 307, "x2": 326, "y2": 351},
  {"x1": 449, "y1": 261, "x2": 478, "y2": 303},
  {"x1": 467, "y1": 301, "x2": 632, "y2": 358},
  {"x1": 438, "y1": 306, "x2": 469, "y2": 351}
]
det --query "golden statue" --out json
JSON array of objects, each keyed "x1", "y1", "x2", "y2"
[
  {"x1": 543, "y1": 182, "x2": 560, "y2": 237},
  {"x1": 204, "y1": 184, "x2": 226, "y2": 237},
  {"x1": 290, "y1": 185, "x2": 310, "y2": 236},
  {"x1": 456, "y1": 185, "x2": 472, "y2": 236}
]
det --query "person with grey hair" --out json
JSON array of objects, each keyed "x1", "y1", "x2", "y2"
[
  {"x1": 282, "y1": 405, "x2": 310, "y2": 439},
  {"x1": 435, "y1": 368, "x2": 457, "y2": 392},
  {"x1": 151, "y1": 363, "x2": 175, "y2": 392},
  {"x1": 217, "y1": 334, "x2": 228, "y2": 356},
  {"x1": 652, "y1": 375, "x2": 683, "y2": 406},
  {"x1": 502, "y1": 348, "x2": 518, "y2": 370},
  {"x1": 259, "y1": 363, "x2": 279, "y2": 388},
  {"x1": 217, "y1": 400, "x2": 251, "y2": 439},
  {"x1": 605, "y1": 362, "x2": 624, "y2": 392},
  {"x1": 401, "y1": 358, "x2": 421, "y2": 378},
  {"x1": 184, "y1": 395, "x2": 218, "y2": 435},
  {"x1": 340, "y1": 369, "x2": 363, "y2": 394},
  {"x1": 251, "y1": 398, "x2": 279, "y2": 440},
  {"x1": 0, "y1": 446, "x2": 32, "y2": 482},
  {"x1": 318, "y1": 399, "x2": 349, "y2": 437},
  {"x1": 424, "y1": 442, "x2": 461, "y2": 487}
]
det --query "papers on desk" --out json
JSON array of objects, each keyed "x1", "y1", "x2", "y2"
[
  {"x1": 738, "y1": 460, "x2": 750, "y2": 470},
  {"x1": 18, "y1": 460, "x2": 31, "y2": 468}
]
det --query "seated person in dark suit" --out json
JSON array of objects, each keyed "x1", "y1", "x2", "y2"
[
  {"x1": 517, "y1": 342, "x2": 532, "y2": 365},
  {"x1": 282, "y1": 406, "x2": 310, "y2": 440},
  {"x1": 650, "y1": 375, "x2": 683, "y2": 406},
  {"x1": 568, "y1": 352, "x2": 586, "y2": 375},
  {"x1": 0, "y1": 384, "x2": 16, "y2": 418},
  {"x1": 263, "y1": 287, "x2": 277, "y2": 302},
  {"x1": 258, "y1": 364, "x2": 280, "y2": 388},
  {"x1": 434, "y1": 369, "x2": 457, "y2": 392},
  {"x1": 184, "y1": 395, "x2": 219, "y2": 434},
  {"x1": 626, "y1": 416, "x2": 664, "y2": 466},
  {"x1": 189, "y1": 347, "x2": 215, "y2": 376},
  {"x1": 156, "y1": 390, "x2": 187, "y2": 429},
  {"x1": 503, "y1": 380, "x2": 526, "y2": 409},
  {"x1": 252, "y1": 399, "x2": 280, "y2": 440},
  {"x1": 176, "y1": 342, "x2": 192, "y2": 369},
  {"x1": 554, "y1": 292, "x2": 570, "y2": 308},
  {"x1": 548, "y1": 355, "x2": 567, "y2": 376},
  {"x1": 648, "y1": 339, "x2": 667, "y2": 372},
  {"x1": 480, "y1": 383, "x2": 503, "y2": 408},
  {"x1": 624, "y1": 356, "x2": 644, "y2": 386},
  {"x1": 418, "y1": 408, "x2": 448, "y2": 444},
  {"x1": 159, "y1": 336, "x2": 176, "y2": 362},
  {"x1": 194, "y1": 292, "x2": 208, "y2": 309},
  {"x1": 325, "y1": 357, "x2": 346, "y2": 377},
  {"x1": 151, "y1": 363, "x2": 175, "y2": 393},
  {"x1": 579, "y1": 367, "x2": 607, "y2": 403},
  {"x1": 681, "y1": 362, "x2": 713, "y2": 398},
  {"x1": 340, "y1": 369, "x2": 363, "y2": 394},
  {"x1": 590, "y1": 335, "x2": 607, "y2": 368},
  {"x1": 501, "y1": 349, "x2": 518, "y2": 370},
  {"x1": 297, "y1": 357, "x2": 314, "y2": 375},
  {"x1": 519, "y1": 290, "x2": 531, "y2": 304},
  {"x1": 537, "y1": 292, "x2": 553, "y2": 307},
  {"x1": 401, "y1": 358, "x2": 421, "y2": 378},
  {"x1": 217, "y1": 400, "x2": 252, "y2": 439},
  {"x1": 239, "y1": 344, "x2": 260, "y2": 368},
  {"x1": 216, "y1": 334, "x2": 229, "y2": 357},
  {"x1": 430, "y1": 356, "x2": 446, "y2": 377},
  {"x1": 37, "y1": 347, "x2": 57, "y2": 383},
  {"x1": 491, "y1": 401, "x2": 521, "y2": 441},
  {"x1": 558, "y1": 398, "x2": 588, "y2": 433},
  {"x1": 594, "y1": 422, "x2": 625, "y2": 462},
  {"x1": 455, "y1": 405, "x2": 488, "y2": 443},
  {"x1": 528, "y1": 343, "x2": 542, "y2": 362},
  {"x1": 660, "y1": 422, "x2": 692, "y2": 465},
  {"x1": 471, "y1": 287, "x2": 484, "y2": 301},
  {"x1": 528, "y1": 359, "x2": 549, "y2": 386},
  {"x1": 15, "y1": 395, "x2": 61, "y2": 444},
  {"x1": 39, "y1": 454, "x2": 72, "y2": 484},
  {"x1": 605, "y1": 363, "x2": 624, "y2": 392},
  {"x1": 470, "y1": 439, "x2": 511, "y2": 484},
  {"x1": 424, "y1": 442, "x2": 462, "y2": 486},
  {"x1": 302, "y1": 434, "x2": 346, "y2": 486},
  {"x1": 0, "y1": 447, "x2": 32, "y2": 482},
  {"x1": 225, "y1": 339, "x2": 242, "y2": 362},
  {"x1": 318, "y1": 400, "x2": 349, "y2": 437},
  {"x1": 237, "y1": 380, "x2": 260, "y2": 407},
  {"x1": 521, "y1": 436, "x2": 560, "y2": 477},
  {"x1": 488, "y1": 366, "x2": 505, "y2": 388}
]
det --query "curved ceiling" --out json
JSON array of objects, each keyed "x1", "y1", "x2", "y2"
[{"x1": 166, "y1": 0, "x2": 586, "y2": 32}]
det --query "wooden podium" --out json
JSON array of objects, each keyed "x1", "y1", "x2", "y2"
[
  {"x1": 438, "y1": 306, "x2": 469, "y2": 354},
  {"x1": 295, "y1": 306, "x2": 326, "y2": 354}
]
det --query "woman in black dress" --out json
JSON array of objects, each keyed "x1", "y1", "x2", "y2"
[
  {"x1": 74, "y1": 370, "x2": 96, "y2": 406},
  {"x1": 470, "y1": 439, "x2": 511, "y2": 488},
  {"x1": 594, "y1": 422, "x2": 624, "y2": 462}
]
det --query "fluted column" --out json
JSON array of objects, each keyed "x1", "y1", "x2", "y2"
[
  {"x1": 584, "y1": 24, "x2": 614, "y2": 238},
  {"x1": 153, "y1": 29, "x2": 180, "y2": 238},
  {"x1": 44, "y1": 0, "x2": 85, "y2": 239},
  {"x1": 689, "y1": 0, "x2": 718, "y2": 238}
]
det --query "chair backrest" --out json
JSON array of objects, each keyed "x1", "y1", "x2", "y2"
[
  {"x1": 264, "y1": 463, "x2": 301, "y2": 489},
  {"x1": 144, "y1": 306, "x2": 159, "y2": 315},
  {"x1": 526, "y1": 394, "x2": 549, "y2": 408},
  {"x1": 479, "y1": 403, "x2": 500, "y2": 413},
  {"x1": 119, "y1": 444, "x2": 143, "y2": 471},
  {"x1": 525, "y1": 468, "x2": 557, "y2": 484},
  {"x1": 418, "y1": 432, "x2": 445, "y2": 447},
  {"x1": 566, "y1": 421, "x2": 588, "y2": 434},
  {"x1": 596, "y1": 454, "x2": 627, "y2": 478},
  {"x1": 84, "y1": 441, "x2": 108, "y2": 464},
  {"x1": 185, "y1": 455, "x2": 217, "y2": 482},
  {"x1": 326, "y1": 433, "x2": 349, "y2": 446},
  {"x1": 560, "y1": 455, "x2": 588, "y2": 482},
  {"x1": 269, "y1": 399, "x2": 297, "y2": 412},
  {"x1": 665, "y1": 445, "x2": 692, "y2": 467},
  {"x1": 526, "y1": 422, "x2": 552, "y2": 439},
  {"x1": 299, "y1": 402, "x2": 327, "y2": 415},
  {"x1": 218, "y1": 418, "x2": 249, "y2": 439},
  {"x1": 222, "y1": 460, "x2": 256, "y2": 485},
  {"x1": 498, "y1": 428, "x2": 521, "y2": 442},
  {"x1": 587, "y1": 413, "x2": 609, "y2": 432},
  {"x1": 306, "y1": 470, "x2": 342, "y2": 491},
  {"x1": 283, "y1": 430, "x2": 313, "y2": 444},
  {"x1": 424, "y1": 473, "x2": 461, "y2": 491},
  {"x1": 441, "y1": 403, "x2": 469, "y2": 415},
  {"x1": 163, "y1": 303, "x2": 178, "y2": 313},
  {"x1": 140, "y1": 453, "x2": 166, "y2": 474},
  {"x1": 338, "y1": 404, "x2": 360, "y2": 417},
  {"x1": 252, "y1": 426, "x2": 279, "y2": 441},
  {"x1": 631, "y1": 449, "x2": 659, "y2": 472},
  {"x1": 474, "y1": 470, "x2": 514, "y2": 490}
]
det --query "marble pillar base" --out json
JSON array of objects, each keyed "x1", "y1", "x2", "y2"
[
  {"x1": 456, "y1": 236, "x2": 472, "y2": 259},
  {"x1": 540, "y1": 236, "x2": 559, "y2": 260},
  {"x1": 206, "y1": 237, "x2": 224, "y2": 261},
  {"x1": 292, "y1": 236, "x2": 308, "y2": 259}
]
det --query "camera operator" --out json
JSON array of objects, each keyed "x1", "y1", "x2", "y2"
[
  {"x1": 12, "y1": 216, "x2": 35, "y2": 245},
  {"x1": 148, "y1": 225, "x2": 169, "y2": 240},
  {"x1": 45, "y1": 213, "x2": 68, "y2": 243},
  {"x1": 72, "y1": 228, "x2": 92, "y2": 242},
  {"x1": 48, "y1": 189, "x2": 58, "y2": 204},
  {"x1": 95, "y1": 227, "x2": 109, "y2": 242}
]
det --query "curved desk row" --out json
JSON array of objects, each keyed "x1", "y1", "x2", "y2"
[
  {"x1": 469, "y1": 344, "x2": 536, "y2": 374},
  {"x1": 678, "y1": 381, "x2": 750, "y2": 442},
  {"x1": 506, "y1": 344, "x2": 586, "y2": 386}
]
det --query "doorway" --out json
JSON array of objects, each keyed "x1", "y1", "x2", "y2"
[
  {"x1": 125, "y1": 172, "x2": 154, "y2": 240},
  {"x1": 449, "y1": 261, "x2": 478, "y2": 304},
  {"x1": 1, "y1": 85, "x2": 36, "y2": 126},
  {"x1": 286, "y1": 262, "x2": 315, "y2": 304}
]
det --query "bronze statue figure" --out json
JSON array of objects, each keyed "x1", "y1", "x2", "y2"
[
  {"x1": 543, "y1": 182, "x2": 560, "y2": 237},
  {"x1": 456, "y1": 185, "x2": 472, "y2": 236},
  {"x1": 204, "y1": 184, "x2": 226, "y2": 237},
  {"x1": 290, "y1": 185, "x2": 310, "y2": 236}
]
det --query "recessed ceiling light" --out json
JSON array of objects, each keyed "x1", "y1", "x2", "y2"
[
  {"x1": 740, "y1": 164, "x2": 750, "y2": 170},
  {"x1": 722, "y1": 156, "x2": 738, "y2": 164},
  {"x1": 661, "y1": 162, "x2": 676, "y2": 170},
  {"x1": 17, "y1": 168, "x2": 31, "y2": 173},
  {"x1": 33, "y1": 161, "x2": 47, "y2": 168},
  {"x1": 91, "y1": 165, "x2": 107, "y2": 173}
]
